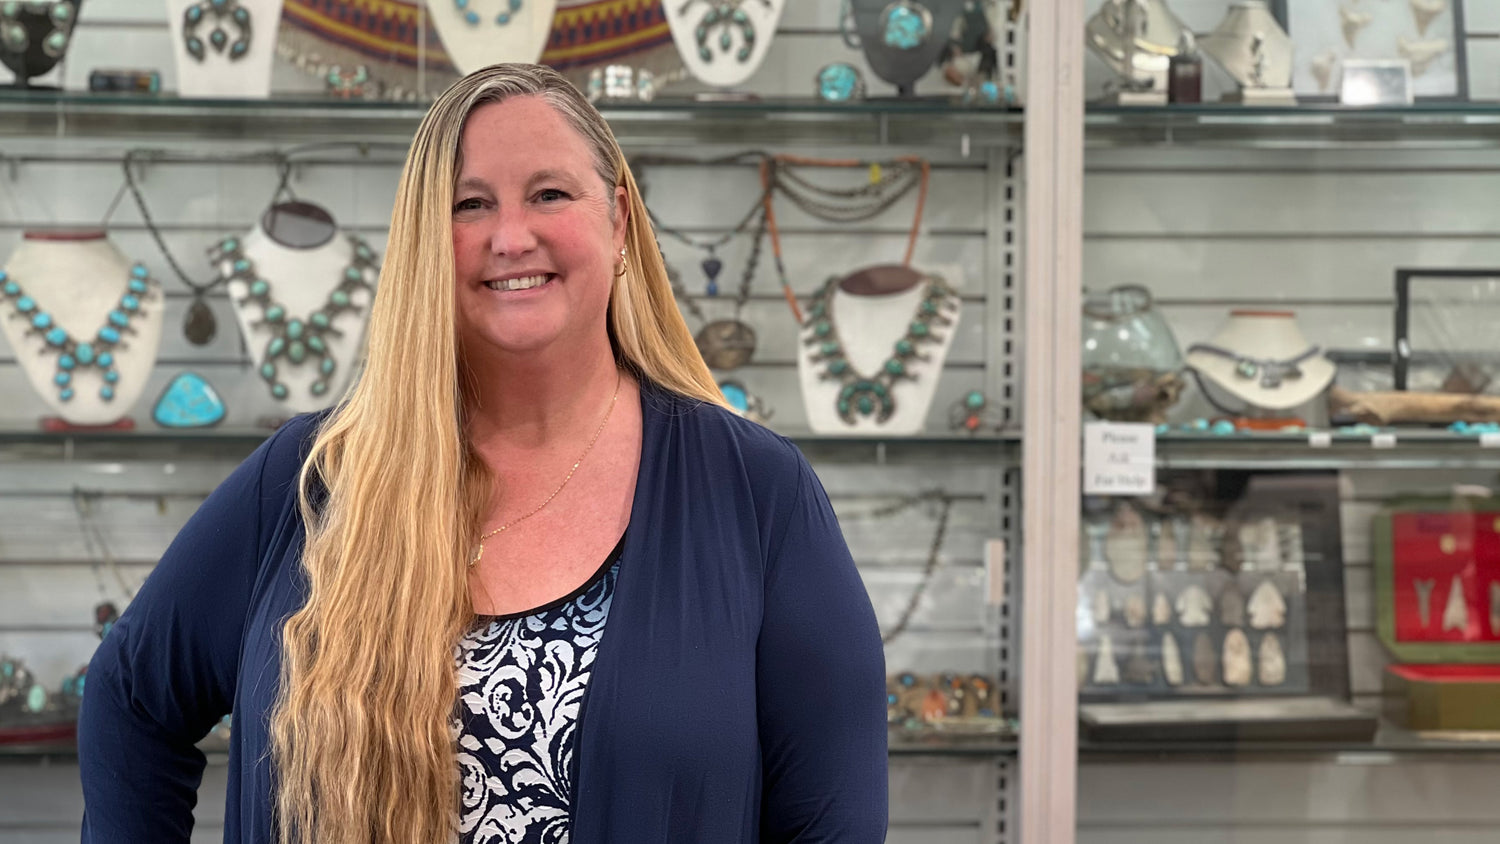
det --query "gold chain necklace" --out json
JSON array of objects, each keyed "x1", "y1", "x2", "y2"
[{"x1": 469, "y1": 371, "x2": 622, "y2": 567}]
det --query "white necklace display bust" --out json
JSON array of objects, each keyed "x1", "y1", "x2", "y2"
[
  {"x1": 1, "y1": 231, "x2": 164, "y2": 427},
  {"x1": 165, "y1": 0, "x2": 284, "y2": 99},
  {"x1": 427, "y1": 0, "x2": 559, "y2": 74},
  {"x1": 663, "y1": 0, "x2": 785, "y2": 88},
  {"x1": 797, "y1": 264, "x2": 962, "y2": 436},
  {"x1": 1185, "y1": 310, "x2": 1334, "y2": 413},
  {"x1": 220, "y1": 202, "x2": 377, "y2": 415}
]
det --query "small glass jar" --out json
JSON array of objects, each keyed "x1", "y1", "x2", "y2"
[{"x1": 1082, "y1": 285, "x2": 1185, "y2": 422}]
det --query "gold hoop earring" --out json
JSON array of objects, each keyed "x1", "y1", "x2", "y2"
[{"x1": 614, "y1": 248, "x2": 628, "y2": 278}]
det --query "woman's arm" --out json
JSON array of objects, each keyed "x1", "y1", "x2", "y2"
[
  {"x1": 77, "y1": 418, "x2": 309, "y2": 841},
  {"x1": 757, "y1": 458, "x2": 889, "y2": 843}
]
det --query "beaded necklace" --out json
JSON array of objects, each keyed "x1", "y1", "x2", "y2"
[
  {"x1": 212, "y1": 234, "x2": 379, "y2": 401},
  {"x1": 803, "y1": 273, "x2": 957, "y2": 424},
  {"x1": 0, "y1": 263, "x2": 157, "y2": 404}
]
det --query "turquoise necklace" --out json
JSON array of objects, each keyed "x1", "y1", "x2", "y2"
[
  {"x1": 679, "y1": 0, "x2": 771, "y2": 63},
  {"x1": 803, "y1": 274, "x2": 957, "y2": 424},
  {"x1": 212, "y1": 234, "x2": 378, "y2": 401},
  {"x1": 0, "y1": 263, "x2": 157, "y2": 403},
  {"x1": 454, "y1": 0, "x2": 522, "y2": 25}
]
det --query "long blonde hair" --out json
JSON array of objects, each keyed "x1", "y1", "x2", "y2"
[{"x1": 269, "y1": 63, "x2": 726, "y2": 844}]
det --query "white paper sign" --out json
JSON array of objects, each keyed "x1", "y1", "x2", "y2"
[{"x1": 1083, "y1": 422, "x2": 1156, "y2": 496}]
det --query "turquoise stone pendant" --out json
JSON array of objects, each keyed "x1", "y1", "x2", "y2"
[
  {"x1": 816, "y1": 62, "x2": 865, "y2": 103},
  {"x1": 153, "y1": 372, "x2": 227, "y2": 428},
  {"x1": 881, "y1": 0, "x2": 932, "y2": 51}
]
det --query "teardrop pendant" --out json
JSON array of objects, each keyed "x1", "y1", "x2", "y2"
[
  {"x1": 701, "y1": 252, "x2": 723, "y2": 297},
  {"x1": 184, "y1": 295, "x2": 217, "y2": 345}
]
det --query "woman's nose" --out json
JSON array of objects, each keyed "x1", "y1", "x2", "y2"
[{"x1": 487, "y1": 206, "x2": 538, "y2": 256}]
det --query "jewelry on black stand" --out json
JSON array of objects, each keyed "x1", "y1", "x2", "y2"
[
  {"x1": 0, "y1": 1, "x2": 80, "y2": 89},
  {"x1": 182, "y1": 0, "x2": 252, "y2": 62}
]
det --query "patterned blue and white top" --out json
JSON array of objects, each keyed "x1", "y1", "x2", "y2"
[{"x1": 451, "y1": 537, "x2": 624, "y2": 844}]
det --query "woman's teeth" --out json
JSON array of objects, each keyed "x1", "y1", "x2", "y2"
[{"x1": 486, "y1": 274, "x2": 550, "y2": 291}]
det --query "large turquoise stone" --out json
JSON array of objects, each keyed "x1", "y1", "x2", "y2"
[
  {"x1": 24, "y1": 685, "x2": 45, "y2": 713},
  {"x1": 883, "y1": 4, "x2": 929, "y2": 50},
  {"x1": 108, "y1": 310, "x2": 129, "y2": 327},
  {"x1": 74, "y1": 343, "x2": 94, "y2": 365},
  {"x1": 153, "y1": 372, "x2": 227, "y2": 428},
  {"x1": 286, "y1": 320, "x2": 304, "y2": 340},
  {"x1": 720, "y1": 381, "x2": 749, "y2": 413},
  {"x1": 818, "y1": 63, "x2": 862, "y2": 103},
  {"x1": 98, "y1": 327, "x2": 121, "y2": 344},
  {"x1": 45, "y1": 327, "x2": 66, "y2": 346},
  {"x1": 98, "y1": 352, "x2": 114, "y2": 367},
  {"x1": 2, "y1": 281, "x2": 17, "y2": 295},
  {"x1": 31, "y1": 312, "x2": 51, "y2": 329},
  {"x1": 121, "y1": 295, "x2": 140, "y2": 311}
]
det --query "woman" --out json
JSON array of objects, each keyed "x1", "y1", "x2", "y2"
[{"x1": 78, "y1": 64, "x2": 887, "y2": 843}]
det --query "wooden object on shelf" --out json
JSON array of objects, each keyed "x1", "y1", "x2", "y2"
[{"x1": 1329, "y1": 386, "x2": 1500, "y2": 425}]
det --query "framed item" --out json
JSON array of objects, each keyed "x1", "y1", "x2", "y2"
[
  {"x1": 1373, "y1": 496, "x2": 1500, "y2": 663},
  {"x1": 1077, "y1": 470, "x2": 1352, "y2": 703},
  {"x1": 1340, "y1": 59, "x2": 1413, "y2": 106},
  {"x1": 1394, "y1": 268, "x2": 1500, "y2": 393},
  {"x1": 1272, "y1": 0, "x2": 1468, "y2": 101}
]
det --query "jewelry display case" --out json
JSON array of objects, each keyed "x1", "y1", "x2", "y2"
[
  {"x1": 0, "y1": 2, "x2": 1029, "y2": 841},
  {"x1": 1054, "y1": 1, "x2": 1500, "y2": 843}
]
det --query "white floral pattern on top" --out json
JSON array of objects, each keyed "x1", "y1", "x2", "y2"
[{"x1": 451, "y1": 556, "x2": 620, "y2": 844}]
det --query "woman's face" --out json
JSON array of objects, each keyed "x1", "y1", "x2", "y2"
[{"x1": 451, "y1": 96, "x2": 628, "y2": 363}]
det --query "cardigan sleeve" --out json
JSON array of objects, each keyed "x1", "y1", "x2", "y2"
[
  {"x1": 78, "y1": 419, "x2": 306, "y2": 842},
  {"x1": 757, "y1": 457, "x2": 889, "y2": 843}
]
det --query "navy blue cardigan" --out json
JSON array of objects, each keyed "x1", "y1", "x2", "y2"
[{"x1": 78, "y1": 382, "x2": 888, "y2": 842}]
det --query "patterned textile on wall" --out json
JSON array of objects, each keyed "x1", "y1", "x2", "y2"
[{"x1": 278, "y1": 0, "x2": 680, "y2": 99}]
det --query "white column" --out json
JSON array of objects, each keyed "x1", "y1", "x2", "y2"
[{"x1": 1019, "y1": 0, "x2": 1084, "y2": 842}]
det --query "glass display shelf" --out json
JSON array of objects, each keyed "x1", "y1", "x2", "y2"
[
  {"x1": 0, "y1": 429, "x2": 1021, "y2": 465},
  {"x1": 1079, "y1": 722, "x2": 1500, "y2": 763},
  {"x1": 1087, "y1": 103, "x2": 1500, "y2": 149},
  {"x1": 0, "y1": 734, "x2": 1018, "y2": 761},
  {"x1": 0, "y1": 90, "x2": 1021, "y2": 148},
  {"x1": 1153, "y1": 429, "x2": 1500, "y2": 470}
]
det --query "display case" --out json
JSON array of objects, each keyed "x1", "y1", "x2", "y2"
[
  {"x1": 0, "y1": 1, "x2": 1030, "y2": 841},
  {"x1": 1060, "y1": 1, "x2": 1500, "y2": 843}
]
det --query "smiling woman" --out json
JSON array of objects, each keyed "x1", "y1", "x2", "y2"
[{"x1": 77, "y1": 63, "x2": 889, "y2": 844}]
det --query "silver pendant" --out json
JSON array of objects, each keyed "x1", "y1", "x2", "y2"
[
  {"x1": 1442, "y1": 574, "x2": 1468, "y2": 633},
  {"x1": 1105, "y1": 502, "x2": 1148, "y2": 584},
  {"x1": 1258, "y1": 632, "x2": 1286, "y2": 686},
  {"x1": 694, "y1": 319, "x2": 757, "y2": 370},
  {"x1": 1162, "y1": 632, "x2": 1183, "y2": 686},
  {"x1": 1222, "y1": 629, "x2": 1252, "y2": 687},
  {"x1": 1248, "y1": 580, "x2": 1286, "y2": 629},
  {"x1": 1175, "y1": 585, "x2": 1212, "y2": 628}
]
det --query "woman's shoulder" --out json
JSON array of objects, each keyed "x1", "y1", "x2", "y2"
[
  {"x1": 249, "y1": 410, "x2": 332, "y2": 494},
  {"x1": 644, "y1": 384, "x2": 808, "y2": 485}
]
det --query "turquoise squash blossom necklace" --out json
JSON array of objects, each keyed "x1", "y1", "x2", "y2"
[
  {"x1": 212, "y1": 235, "x2": 378, "y2": 401},
  {"x1": 803, "y1": 274, "x2": 958, "y2": 424},
  {"x1": 679, "y1": 0, "x2": 771, "y2": 63},
  {"x1": 0, "y1": 263, "x2": 157, "y2": 403}
]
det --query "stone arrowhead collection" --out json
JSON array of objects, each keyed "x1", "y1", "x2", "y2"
[{"x1": 1080, "y1": 500, "x2": 1305, "y2": 695}]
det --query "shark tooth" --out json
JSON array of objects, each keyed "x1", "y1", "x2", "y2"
[
  {"x1": 1410, "y1": 0, "x2": 1447, "y2": 37},
  {"x1": 1311, "y1": 50, "x2": 1339, "y2": 93},
  {"x1": 1341, "y1": 5, "x2": 1373, "y2": 49},
  {"x1": 1398, "y1": 36, "x2": 1450, "y2": 76}
]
